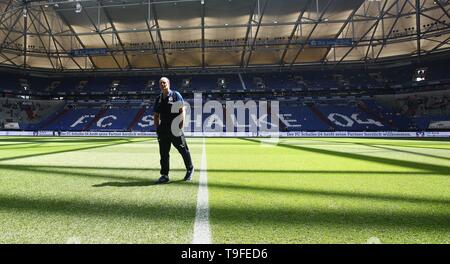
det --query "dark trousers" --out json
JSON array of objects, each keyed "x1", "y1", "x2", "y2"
[{"x1": 158, "y1": 131, "x2": 193, "y2": 176}]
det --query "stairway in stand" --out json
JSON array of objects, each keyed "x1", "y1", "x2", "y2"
[
  {"x1": 307, "y1": 104, "x2": 336, "y2": 130},
  {"x1": 39, "y1": 106, "x2": 70, "y2": 130},
  {"x1": 83, "y1": 108, "x2": 108, "y2": 131},
  {"x1": 127, "y1": 106, "x2": 146, "y2": 131},
  {"x1": 356, "y1": 100, "x2": 396, "y2": 129}
]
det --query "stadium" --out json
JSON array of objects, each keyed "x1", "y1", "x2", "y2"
[{"x1": 0, "y1": 0, "x2": 449, "y2": 245}]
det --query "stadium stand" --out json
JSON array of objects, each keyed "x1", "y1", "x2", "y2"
[
  {"x1": 2, "y1": 92, "x2": 448, "y2": 132},
  {"x1": 1, "y1": 58, "x2": 449, "y2": 132},
  {"x1": 0, "y1": 98, "x2": 64, "y2": 130},
  {"x1": 2, "y1": 58, "x2": 449, "y2": 96}
]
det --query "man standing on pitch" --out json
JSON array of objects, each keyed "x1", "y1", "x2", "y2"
[{"x1": 153, "y1": 77, "x2": 194, "y2": 183}]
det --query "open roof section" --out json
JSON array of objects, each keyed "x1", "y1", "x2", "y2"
[{"x1": 0, "y1": 0, "x2": 448, "y2": 71}]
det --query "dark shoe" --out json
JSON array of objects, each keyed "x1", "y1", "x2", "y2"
[
  {"x1": 184, "y1": 168, "x2": 194, "y2": 181},
  {"x1": 156, "y1": 175, "x2": 169, "y2": 184}
]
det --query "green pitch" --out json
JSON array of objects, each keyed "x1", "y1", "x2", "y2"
[{"x1": 0, "y1": 137, "x2": 449, "y2": 243}]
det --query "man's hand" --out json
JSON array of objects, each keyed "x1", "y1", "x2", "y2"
[{"x1": 179, "y1": 107, "x2": 185, "y2": 129}]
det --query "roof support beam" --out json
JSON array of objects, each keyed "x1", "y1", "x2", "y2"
[
  {"x1": 36, "y1": 7, "x2": 68, "y2": 70},
  {"x1": 0, "y1": 52, "x2": 20, "y2": 65},
  {"x1": 240, "y1": 0, "x2": 258, "y2": 67},
  {"x1": 27, "y1": 9, "x2": 56, "y2": 70},
  {"x1": 418, "y1": 0, "x2": 450, "y2": 35},
  {"x1": 321, "y1": 0, "x2": 365, "y2": 62},
  {"x1": 81, "y1": 2, "x2": 122, "y2": 69},
  {"x1": 290, "y1": 0, "x2": 333, "y2": 66},
  {"x1": 0, "y1": 0, "x2": 13, "y2": 27},
  {"x1": 0, "y1": 0, "x2": 18, "y2": 30},
  {"x1": 364, "y1": 0, "x2": 385, "y2": 61},
  {"x1": 0, "y1": 8, "x2": 22, "y2": 56},
  {"x1": 99, "y1": 2, "x2": 132, "y2": 69},
  {"x1": 144, "y1": 26, "x2": 162, "y2": 70},
  {"x1": 424, "y1": 35, "x2": 450, "y2": 55},
  {"x1": 245, "y1": 0, "x2": 270, "y2": 67},
  {"x1": 434, "y1": 0, "x2": 450, "y2": 21},
  {"x1": 416, "y1": 0, "x2": 421, "y2": 58},
  {"x1": 419, "y1": 12, "x2": 450, "y2": 29},
  {"x1": 0, "y1": 2, "x2": 19, "y2": 69},
  {"x1": 149, "y1": 1, "x2": 168, "y2": 69},
  {"x1": 0, "y1": 8, "x2": 23, "y2": 55},
  {"x1": 1, "y1": 0, "x2": 450, "y2": 71},
  {"x1": 142, "y1": 0, "x2": 162, "y2": 70},
  {"x1": 8, "y1": 4, "x2": 445, "y2": 37},
  {"x1": 278, "y1": 0, "x2": 312, "y2": 65},
  {"x1": 23, "y1": 6, "x2": 28, "y2": 69},
  {"x1": 37, "y1": 7, "x2": 85, "y2": 70},
  {"x1": 375, "y1": 0, "x2": 409, "y2": 61},
  {"x1": 19, "y1": 7, "x2": 37, "y2": 69},
  {"x1": 6, "y1": 33, "x2": 25, "y2": 46},
  {"x1": 336, "y1": 0, "x2": 394, "y2": 66},
  {"x1": 201, "y1": 0, "x2": 205, "y2": 69},
  {"x1": 0, "y1": 52, "x2": 18, "y2": 65},
  {"x1": 144, "y1": 22, "x2": 162, "y2": 70},
  {"x1": 30, "y1": 0, "x2": 202, "y2": 9},
  {"x1": 53, "y1": 9, "x2": 97, "y2": 69}
]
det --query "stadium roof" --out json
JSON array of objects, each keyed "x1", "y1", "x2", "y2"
[{"x1": 0, "y1": 0, "x2": 449, "y2": 72}]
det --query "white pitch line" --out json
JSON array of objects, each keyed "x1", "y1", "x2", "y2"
[{"x1": 192, "y1": 137, "x2": 212, "y2": 244}]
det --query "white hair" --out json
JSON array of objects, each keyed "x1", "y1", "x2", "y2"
[{"x1": 160, "y1": 77, "x2": 170, "y2": 87}]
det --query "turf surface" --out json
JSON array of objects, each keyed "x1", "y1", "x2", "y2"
[
  {"x1": 0, "y1": 137, "x2": 449, "y2": 243},
  {"x1": 207, "y1": 138, "x2": 450, "y2": 243},
  {"x1": 0, "y1": 137, "x2": 202, "y2": 243}
]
